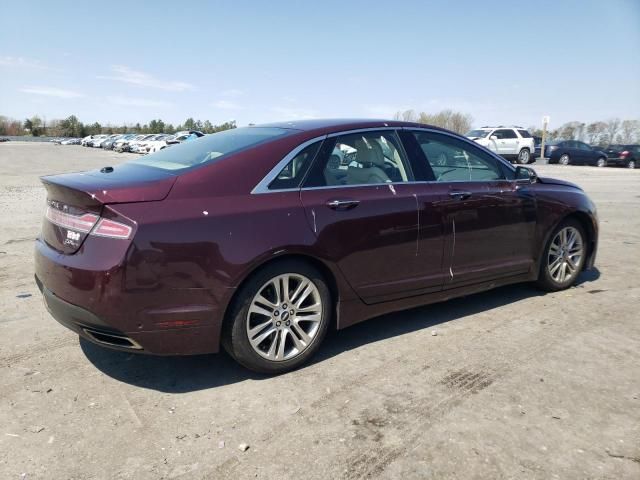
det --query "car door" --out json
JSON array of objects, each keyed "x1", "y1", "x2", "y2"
[
  {"x1": 578, "y1": 141, "x2": 598, "y2": 165},
  {"x1": 493, "y1": 129, "x2": 519, "y2": 157},
  {"x1": 299, "y1": 129, "x2": 443, "y2": 304},
  {"x1": 404, "y1": 129, "x2": 537, "y2": 287},
  {"x1": 566, "y1": 141, "x2": 585, "y2": 164}
]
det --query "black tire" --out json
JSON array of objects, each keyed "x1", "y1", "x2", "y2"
[
  {"x1": 596, "y1": 157, "x2": 606, "y2": 167},
  {"x1": 536, "y1": 219, "x2": 587, "y2": 291},
  {"x1": 517, "y1": 148, "x2": 531, "y2": 164},
  {"x1": 559, "y1": 154, "x2": 570, "y2": 165},
  {"x1": 222, "y1": 259, "x2": 332, "y2": 374}
]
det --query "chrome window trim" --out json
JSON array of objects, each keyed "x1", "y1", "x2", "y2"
[
  {"x1": 326, "y1": 126, "x2": 398, "y2": 138},
  {"x1": 252, "y1": 126, "x2": 518, "y2": 195},
  {"x1": 251, "y1": 135, "x2": 327, "y2": 194}
]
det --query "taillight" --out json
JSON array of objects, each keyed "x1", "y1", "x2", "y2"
[
  {"x1": 620, "y1": 150, "x2": 629, "y2": 158},
  {"x1": 92, "y1": 218, "x2": 133, "y2": 239},
  {"x1": 45, "y1": 207, "x2": 98, "y2": 233}
]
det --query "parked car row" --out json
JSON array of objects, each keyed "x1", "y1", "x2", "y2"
[
  {"x1": 464, "y1": 126, "x2": 637, "y2": 169},
  {"x1": 50, "y1": 131, "x2": 205, "y2": 154}
]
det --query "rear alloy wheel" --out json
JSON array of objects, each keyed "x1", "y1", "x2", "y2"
[
  {"x1": 559, "y1": 154, "x2": 570, "y2": 165},
  {"x1": 223, "y1": 260, "x2": 331, "y2": 373},
  {"x1": 596, "y1": 157, "x2": 606, "y2": 167},
  {"x1": 517, "y1": 148, "x2": 531, "y2": 164},
  {"x1": 536, "y1": 220, "x2": 586, "y2": 291},
  {"x1": 628, "y1": 160, "x2": 636, "y2": 169}
]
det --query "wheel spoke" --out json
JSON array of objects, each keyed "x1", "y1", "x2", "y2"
[
  {"x1": 270, "y1": 279, "x2": 281, "y2": 305},
  {"x1": 291, "y1": 321, "x2": 312, "y2": 345},
  {"x1": 275, "y1": 330, "x2": 287, "y2": 360},
  {"x1": 280, "y1": 275, "x2": 290, "y2": 304},
  {"x1": 294, "y1": 285, "x2": 314, "y2": 308},
  {"x1": 248, "y1": 319, "x2": 273, "y2": 338},
  {"x1": 255, "y1": 293, "x2": 277, "y2": 310},
  {"x1": 289, "y1": 279, "x2": 309, "y2": 305},
  {"x1": 249, "y1": 303, "x2": 273, "y2": 318},
  {"x1": 249, "y1": 326, "x2": 276, "y2": 349},
  {"x1": 288, "y1": 326, "x2": 307, "y2": 351}
]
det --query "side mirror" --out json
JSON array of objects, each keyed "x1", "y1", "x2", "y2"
[
  {"x1": 490, "y1": 135, "x2": 498, "y2": 140},
  {"x1": 515, "y1": 166, "x2": 537, "y2": 184}
]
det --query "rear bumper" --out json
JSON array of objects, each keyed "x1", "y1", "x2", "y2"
[
  {"x1": 36, "y1": 275, "x2": 221, "y2": 355},
  {"x1": 34, "y1": 237, "x2": 225, "y2": 355}
]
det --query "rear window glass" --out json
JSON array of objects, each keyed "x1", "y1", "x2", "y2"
[
  {"x1": 466, "y1": 129, "x2": 490, "y2": 138},
  {"x1": 130, "y1": 127, "x2": 292, "y2": 171},
  {"x1": 518, "y1": 129, "x2": 532, "y2": 138}
]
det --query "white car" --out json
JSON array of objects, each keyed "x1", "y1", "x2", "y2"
[
  {"x1": 80, "y1": 135, "x2": 95, "y2": 146},
  {"x1": 466, "y1": 126, "x2": 535, "y2": 164},
  {"x1": 128, "y1": 134, "x2": 158, "y2": 153},
  {"x1": 88, "y1": 134, "x2": 109, "y2": 147},
  {"x1": 141, "y1": 134, "x2": 174, "y2": 153}
]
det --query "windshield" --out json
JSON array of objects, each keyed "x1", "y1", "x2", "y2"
[
  {"x1": 130, "y1": 127, "x2": 293, "y2": 171},
  {"x1": 466, "y1": 129, "x2": 490, "y2": 138}
]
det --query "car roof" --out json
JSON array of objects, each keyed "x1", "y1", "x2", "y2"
[{"x1": 254, "y1": 118, "x2": 449, "y2": 136}]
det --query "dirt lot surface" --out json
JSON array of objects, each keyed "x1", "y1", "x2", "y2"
[{"x1": 1, "y1": 142, "x2": 639, "y2": 479}]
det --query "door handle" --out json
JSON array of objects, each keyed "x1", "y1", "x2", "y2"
[
  {"x1": 326, "y1": 199, "x2": 360, "y2": 210},
  {"x1": 449, "y1": 191, "x2": 471, "y2": 200}
]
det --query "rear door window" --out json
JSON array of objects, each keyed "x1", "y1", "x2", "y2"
[
  {"x1": 303, "y1": 130, "x2": 413, "y2": 187},
  {"x1": 518, "y1": 129, "x2": 532, "y2": 138}
]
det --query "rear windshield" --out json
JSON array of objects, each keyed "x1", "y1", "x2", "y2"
[
  {"x1": 130, "y1": 127, "x2": 292, "y2": 171},
  {"x1": 466, "y1": 129, "x2": 490, "y2": 138}
]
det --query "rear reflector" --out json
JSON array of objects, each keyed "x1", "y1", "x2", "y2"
[
  {"x1": 45, "y1": 207, "x2": 99, "y2": 233},
  {"x1": 92, "y1": 218, "x2": 133, "y2": 239}
]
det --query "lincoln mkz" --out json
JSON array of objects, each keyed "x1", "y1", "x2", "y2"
[{"x1": 35, "y1": 119, "x2": 598, "y2": 373}]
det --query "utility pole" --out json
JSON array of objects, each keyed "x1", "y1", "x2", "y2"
[{"x1": 539, "y1": 116, "x2": 550, "y2": 162}]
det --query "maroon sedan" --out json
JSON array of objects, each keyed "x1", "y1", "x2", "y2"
[{"x1": 35, "y1": 119, "x2": 598, "y2": 373}]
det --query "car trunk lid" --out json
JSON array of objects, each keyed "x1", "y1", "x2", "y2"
[{"x1": 40, "y1": 163, "x2": 176, "y2": 254}]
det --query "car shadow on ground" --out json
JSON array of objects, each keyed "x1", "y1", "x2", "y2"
[{"x1": 81, "y1": 269, "x2": 600, "y2": 393}]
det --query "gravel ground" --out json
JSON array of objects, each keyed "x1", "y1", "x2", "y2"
[{"x1": 1, "y1": 142, "x2": 639, "y2": 479}]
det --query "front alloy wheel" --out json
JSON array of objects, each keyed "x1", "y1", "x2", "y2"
[
  {"x1": 628, "y1": 160, "x2": 636, "y2": 169},
  {"x1": 537, "y1": 220, "x2": 586, "y2": 291},
  {"x1": 559, "y1": 154, "x2": 570, "y2": 165},
  {"x1": 596, "y1": 157, "x2": 606, "y2": 167}
]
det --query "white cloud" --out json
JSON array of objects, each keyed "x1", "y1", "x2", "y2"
[
  {"x1": 212, "y1": 100, "x2": 243, "y2": 110},
  {"x1": 221, "y1": 89, "x2": 244, "y2": 98},
  {"x1": 270, "y1": 106, "x2": 317, "y2": 120},
  {"x1": 107, "y1": 95, "x2": 171, "y2": 108},
  {"x1": 20, "y1": 86, "x2": 85, "y2": 98},
  {"x1": 0, "y1": 56, "x2": 46, "y2": 69},
  {"x1": 98, "y1": 65, "x2": 194, "y2": 91}
]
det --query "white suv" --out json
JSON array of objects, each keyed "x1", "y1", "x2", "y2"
[{"x1": 466, "y1": 126, "x2": 535, "y2": 164}]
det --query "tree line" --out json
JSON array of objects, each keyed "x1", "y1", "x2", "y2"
[
  {"x1": 394, "y1": 109, "x2": 640, "y2": 145},
  {"x1": 528, "y1": 119, "x2": 640, "y2": 146},
  {"x1": 0, "y1": 114, "x2": 236, "y2": 137}
]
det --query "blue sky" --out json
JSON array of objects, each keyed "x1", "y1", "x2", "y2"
[{"x1": 1, "y1": 0, "x2": 638, "y2": 129}]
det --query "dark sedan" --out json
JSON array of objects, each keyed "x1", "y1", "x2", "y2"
[
  {"x1": 602, "y1": 144, "x2": 639, "y2": 169},
  {"x1": 546, "y1": 140, "x2": 608, "y2": 166},
  {"x1": 34, "y1": 119, "x2": 599, "y2": 373}
]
